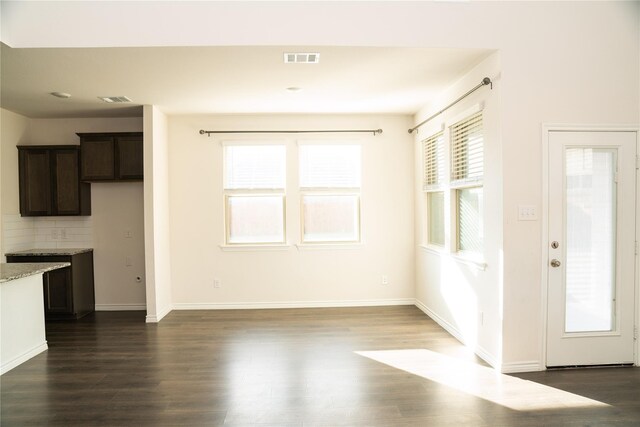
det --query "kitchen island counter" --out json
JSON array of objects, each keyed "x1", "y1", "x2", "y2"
[{"x1": 1, "y1": 262, "x2": 70, "y2": 283}]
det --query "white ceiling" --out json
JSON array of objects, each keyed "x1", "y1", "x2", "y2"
[{"x1": 1, "y1": 44, "x2": 492, "y2": 118}]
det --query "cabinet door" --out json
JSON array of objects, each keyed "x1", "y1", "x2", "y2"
[
  {"x1": 116, "y1": 136, "x2": 143, "y2": 180},
  {"x1": 80, "y1": 137, "x2": 115, "y2": 180},
  {"x1": 44, "y1": 267, "x2": 73, "y2": 314},
  {"x1": 19, "y1": 149, "x2": 52, "y2": 216},
  {"x1": 53, "y1": 149, "x2": 81, "y2": 215}
]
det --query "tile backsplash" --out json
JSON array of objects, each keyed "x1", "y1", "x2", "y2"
[
  {"x1": 2, "y1": 214, "x2": 36, "y2": 255},
  {"x1": 2, "y1": 214, "x2": 93, "y2": 257}
]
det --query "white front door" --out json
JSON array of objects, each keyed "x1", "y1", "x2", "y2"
[{"x1": 547, "y1": 131, "x2": 636, "y2": 367}]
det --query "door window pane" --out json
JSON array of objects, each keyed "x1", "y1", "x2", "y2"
[
  {"x1": 227, "y1": 196, "x2": 284, "y2": 244},
  {"x1": 427, "y1": 192, "x2": 445, "y2": 246},
  {"x1": 565, "y1": 148, "x2": 616, "y2": 333},
  {"x1": 302, "y1": 195, "x2": 359, "y2": 242}
]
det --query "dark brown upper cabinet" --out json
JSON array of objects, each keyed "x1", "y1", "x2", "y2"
[
  {"x1": 18, "y1": 146, "x2": 91, "y2": 216},
  {"x1": 78, "y1": 132, "x2": 143, "y2": 181}
]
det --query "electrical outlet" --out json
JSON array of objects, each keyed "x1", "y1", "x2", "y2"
[
  {"x1": 213, "y1": 278, "x2": 221, "y2": 288},
  {"x1": 381, "y1": 275, "x2": 389, "y2": 285},
  {"x1": 125, "y1": 257, "x2": 132, "y2": 267}
]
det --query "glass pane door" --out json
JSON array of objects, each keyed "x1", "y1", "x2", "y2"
[{"x1": 564, "y1": 148, "x2": 616, "y2": 333}]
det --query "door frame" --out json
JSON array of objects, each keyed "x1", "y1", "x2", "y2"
[{"x1": 541, "y1": 124, "x2": 639, "y2": 369}]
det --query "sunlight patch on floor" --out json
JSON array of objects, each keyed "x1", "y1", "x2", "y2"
[{"x1": 355, "y1": 349, "x2": 609, "y2": 411}]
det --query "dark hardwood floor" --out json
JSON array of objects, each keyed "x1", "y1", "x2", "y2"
[{"x1": 1, "y1": 306, "x2": 639, "y2": 426}]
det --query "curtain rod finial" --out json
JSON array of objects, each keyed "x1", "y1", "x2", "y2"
[
  {"x1": 199, "y1": 129, "x2": 206, "y2": 135},
  {"x1": 482, "y1": 77, "x2": 491, "y2": 86}
]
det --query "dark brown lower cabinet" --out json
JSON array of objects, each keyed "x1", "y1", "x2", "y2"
[
  {"x1": 44, "y1": 266, "x2": 73, "y2": 313},
  {"x1": 7, "y1": 251, "x2": 95, "y2": 320}
]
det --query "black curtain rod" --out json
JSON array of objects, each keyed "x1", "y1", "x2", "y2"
[
  {"x1": 199, "y1": 129, "x2": 383, "y2": 136},
  {"x1": 408, "y1": 77, "x2": 493, "y2": 135}
]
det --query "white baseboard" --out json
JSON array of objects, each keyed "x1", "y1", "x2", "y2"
[
  {"x1": 414, "y1": 299, "x2": 466, "y2": 342},
  {"x1": 145, "y1": 304, "x2": 172, "y2": 323},
  {"x1": 500, "y1": 361, "x2": 544, "y2": 374},
  {"x1": 173, "y1": 298, "x2": 415, "y2": 310},
  {"x1": 1, "y1": 342, "x2": 48, "y2": 376},
  {"x1": 414, "y1": 298, "x2": 500, "y2": 370},
  {"x1": 95, "y1": 304, "x2": 146, "y2": 311}
]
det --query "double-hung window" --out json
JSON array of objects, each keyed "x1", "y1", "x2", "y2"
[
  {"x1": 423, "y1": 131, "x2": 445, "y2": 247},
  {"x1": 224, "y1": 144, "x2": 286, "y2": 244},
  {"x1": 450, "y1": 111, "x2": 484, "y2": 254},
  {"x1": 299, "y1": 144, "x2": 361, "y2": 243}
]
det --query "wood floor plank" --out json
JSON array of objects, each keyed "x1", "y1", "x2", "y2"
[{"x1": 1, "y1": 306, "x2": 639, "y2": 426}]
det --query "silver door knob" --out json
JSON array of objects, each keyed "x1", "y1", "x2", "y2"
[{"x1": 550, "y1": 259, "x2": 561, "y2": 268}]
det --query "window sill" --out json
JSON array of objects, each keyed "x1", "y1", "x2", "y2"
[
  {"x1": 419, "y1": 244, "x2": 487, "y2": 271},
  {"x1": 419, "y1": 244, "x2": 446, "y2": 256},
  {"x1": 295, "y1": 243, "x2": 363, "y2": 251},
  {"x1": 219, "y1": 244, "x2": 291, "y2": 252}
]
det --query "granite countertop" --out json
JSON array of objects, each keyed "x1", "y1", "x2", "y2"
[
  {"x1": 0, "y1": 262, "x2": 71, "y2": 283},
  {"x1": 5, "y1": 248, "x2": 93, "y2": 256}
]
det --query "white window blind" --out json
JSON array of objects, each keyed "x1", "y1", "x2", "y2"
[
  {"x1": 451, "y1": 111, "x2": 483, "y2": 184},
  {"x1": 299, "y1": 145, "x2": 361, "y2": 188},
  {"x1": 224, "y1": 145, "x2": 286, "y2": 189},
  {"x1": 423, "y1": 131, "x2": 444, "y2": 190}
]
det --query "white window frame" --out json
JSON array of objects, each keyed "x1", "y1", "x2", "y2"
[
  {"x1": 422, "y1": 130, "x2": 446, "y2": 248},
  {"x1": 418, "y1": 106, "x2": 487, "y2": 269},
  {"x1": 449, "y1": 109, "x2": 484, "y2": 258},
  {"x1": 298, "y1": 142, "x2": 362, "y2": 245},
  {"x1": 222, "y1": 142, "x2": 287, "y2": 246}
]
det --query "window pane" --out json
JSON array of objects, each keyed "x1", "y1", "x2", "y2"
[
  {"x1": 565, "y1": 148, "x2": 616, "y2": 333},
  {"x1": 299, "y1": 145, "x2": 361, "y2": 188},
  {"x1": 227, "y1": 196, "x2": 284, "y2": 243},
  {"x1": 457, "y1": 187, "x2": 483, "y2": 253},
  {"x1": 225, "y1": 145, "x2": 286, "y2": 189},
  {"x1": 423, "y1": 132, "x2": 444, "y2": 189},
  {"x1": 427, "y1": 192, "x2": 445, "y2": 246},
  {"x1": 302, "y1": 195, "x2": 359, "y2": 242},
  {"x1": 451, "y1": 111, "x2": 483, "y2": 183}
]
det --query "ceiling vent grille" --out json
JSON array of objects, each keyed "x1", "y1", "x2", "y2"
[
  {"x1": 98, "y1": 96, "x2": 132, "y2": 103},
  {"x1": 284, "y1": 53, "x2": 320, "y2": 64}
]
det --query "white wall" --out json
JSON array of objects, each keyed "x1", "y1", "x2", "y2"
[
  {"x1": 1, "y1": 109, "x2": 30, "y2": 260},
  {"x1": 143, "y1": 105, "x2": 172, "y2": 322},
  {"x1": 0, "y1": 273, "x2": 48, "y2": 375},
  {"x1": 0, "y1": 114, "x2": 146, "y2": 308},
  {"x1": 91, "y1": 183, "x2": 146, "y2": 310},
  {"x1": 414, "y1": 52, "x2": 502, "y2": 367},
  {"x1": 168, "y1": 114, "x2": 415, "y2": 307}
]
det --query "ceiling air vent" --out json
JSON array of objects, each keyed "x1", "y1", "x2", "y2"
[
  {"x1": 98, "y1": 96, "x2": 132, "y2": 103},
  {"x1": 284, "y1": 53, "x2": 320, "y2": 64}
]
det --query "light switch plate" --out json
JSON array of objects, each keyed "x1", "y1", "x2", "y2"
[{"x1": 518, "y1": 205, "x2": 538, "y2": 221}]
